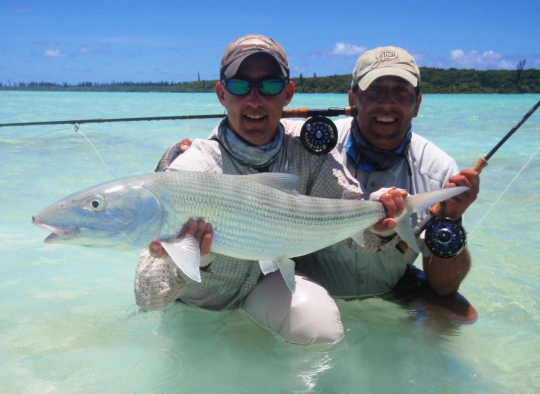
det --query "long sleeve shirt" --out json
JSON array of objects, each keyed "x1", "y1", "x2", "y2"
[
  {"x1": 134, "y1": 119, "x2": 363, "y2": 311},
  {"x1": 294, "y1": 118, "x2": 459, "y2": 297}
]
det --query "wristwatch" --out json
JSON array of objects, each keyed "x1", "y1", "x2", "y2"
[{"x1": 424, "y1": 216, "x2": 467, "y2": 258}]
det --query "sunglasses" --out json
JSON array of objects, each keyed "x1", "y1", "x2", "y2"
[{"x1": 223, "y1": 78, "x2": 287, "y2": 96}]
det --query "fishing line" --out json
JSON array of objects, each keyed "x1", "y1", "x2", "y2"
[
  {"x1": 0, "y1": 123, "x2": 118, "y2": 178},
  {"x1": 467, "y1": 143, "x2": 540, "y2": 238},
  {"x1": 73, "y1": 124, "x2": 118, "y2": 179},
  {"x1": 414, "y1": 100, "x2": 540, "y2": 258},
  {"x1": 0, "y1": 127, "x2": 72, "y2": 142}
]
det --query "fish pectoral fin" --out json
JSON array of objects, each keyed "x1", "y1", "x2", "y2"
[
  {"x1": 277, "y1": 258, "x2": 296, "y2": 294},
  {"x1": 162, "y1": 236, "x2": 201, "y2": 283},
  {"x1": 395, "y1": 216, "x2": 421, "y2": 253},
  {"x1": 246, "y1": 173, "x2": 299, "y2": 196},
  {"x1": 259, "y1": 260, "x2": 279, "y2": 275},
  {"x1": 351, "y1": 231, "x2": 365, "y2": 247},
  {"x1": 259, "y1": 258, "x2": 297, "y2": 293}
]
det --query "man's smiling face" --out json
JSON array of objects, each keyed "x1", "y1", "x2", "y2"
[
  {"x1": 349, "y1": 76, "x2": 422, "y2": 151},
  {"x1": 216, "y1": 53, "x2": 294, "y2": 146}
]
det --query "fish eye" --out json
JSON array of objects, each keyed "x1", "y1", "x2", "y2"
[{"x1": 87, "y1": 195, "x2": 106, "y2": 212}]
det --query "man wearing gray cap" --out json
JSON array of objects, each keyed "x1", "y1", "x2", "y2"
[
  {"x1": 133, "y1": 34, "x2": 369, "y2": 345},
  {"x1": 295, "y1": 47, "x2": 480, "y2": 310}
]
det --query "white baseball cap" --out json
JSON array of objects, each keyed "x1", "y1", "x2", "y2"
[{"x1": 351, "y1": 46, "x2": 420, "y2": 90}]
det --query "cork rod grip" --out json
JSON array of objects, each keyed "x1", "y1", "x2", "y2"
[
  {"x1": 282, "y1": 107, "x2": 309, "y2": 118},
  {"x1": 281, "y1": 106, "x2": 358, "y2": 119},
  {"x1": 429, "y1": 157, "x2": 488, "y2": 216}
]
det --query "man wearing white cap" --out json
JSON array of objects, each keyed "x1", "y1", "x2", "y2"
[{"x1": 295, "y1": 47, "x2": 480, "y2": 306}]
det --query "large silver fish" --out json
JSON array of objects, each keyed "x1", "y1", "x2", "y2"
[{"x1": 32, "y1": 171, "x2": 467, "y2": 292}]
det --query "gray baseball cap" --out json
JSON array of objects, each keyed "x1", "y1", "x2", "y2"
[
  {"x1": 351, "y1": 46, "x2": 420, "y2": 90},
  {"x1": 220, "y1": 34, "x2": 289, "y2": 80}
]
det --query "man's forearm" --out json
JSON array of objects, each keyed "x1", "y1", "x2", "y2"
[
  {"x1": 423, "y1": 248, "x2": 471, "y2": 296},
  {"x1": 134, "y1": 249, "x2": 194, "y2": 310}
]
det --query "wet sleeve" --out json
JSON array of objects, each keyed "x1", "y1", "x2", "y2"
[{"x1": 134, "y1": 248, "x2": 198, "y2": 311}]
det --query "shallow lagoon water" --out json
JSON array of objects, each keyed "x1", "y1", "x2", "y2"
[{"x1": 1, "y1": 91, "x2": 539, "y2": 393}]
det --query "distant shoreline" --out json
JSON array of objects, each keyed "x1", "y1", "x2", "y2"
[{"x1": 1, "y1": 67, "x2": 539, "y2": 94}]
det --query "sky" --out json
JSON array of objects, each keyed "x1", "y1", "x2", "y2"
[{"x1": 1, "y1": 0, "x2": 540, "y2": 84}]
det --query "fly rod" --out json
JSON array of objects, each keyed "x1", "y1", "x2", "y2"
[
  {"x1": 478, "y1": 99, "x2": 540, "y2": 164},
  {"x1": 0, "y1": 106, "x2": 358, "y2": 128},
  {"x1": 411, "y1": 99, "x2": 540, "y2": 258},
  {"x1": 431, "y1": 98, "x2": 540, "y2": 215}
]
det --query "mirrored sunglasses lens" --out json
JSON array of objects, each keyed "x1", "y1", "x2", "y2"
[
  {"x1": 226, "y1": 79, "x2": 251, "y2": 95},
  {"x1": 259, "y1": 79, "x2": 285, "y2": 95}
]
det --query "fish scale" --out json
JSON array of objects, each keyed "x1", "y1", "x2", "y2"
[{"x1": 145, "y1": 171, "x2": 386, "y2": 260}]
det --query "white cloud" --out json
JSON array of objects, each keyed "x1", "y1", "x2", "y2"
[
  {"x1": 332, "y1": 42, "x2": 366, "y2": 57},
  {"x1": 449, "y1": 49, "x2": 512, "y2": 69},
  {"x1": 44, "y1": 49, "x2": 66, "y2": 57},
  {"x1": 80, "y1": 47, "x2": 90, "y2": 53},
  {"x1": 482, "y1": 50, "x2": 503, "y2": 61},
  {"x1": 450, "y1": 49, "x2": 466, "y2": 60},
  {"x1": 498, "y1": 60, "x2": 515, "y2": 69}
]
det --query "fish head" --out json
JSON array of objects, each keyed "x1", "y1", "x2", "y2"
[{"x1": 32, "y1": 177, "x2": 162, "y2": 248}]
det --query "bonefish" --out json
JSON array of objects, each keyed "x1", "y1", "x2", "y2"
[{"x1": 32, "y1": 171, "x2": 467, "y2": 292}]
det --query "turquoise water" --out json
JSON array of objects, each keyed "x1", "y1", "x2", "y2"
[{"x1": 1, "y1": 91, "x2": 539, "y2": 394}]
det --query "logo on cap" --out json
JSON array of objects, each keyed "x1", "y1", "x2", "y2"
[
  {"x1": 237, "y1": 36, "x2": 270, "y2": 48},
  {"x1": 372, "y1": 50, "x2": 398, "y2": 69},
  {"x1": 229, "y1": 36, "x2": 273, "y2": 56}
]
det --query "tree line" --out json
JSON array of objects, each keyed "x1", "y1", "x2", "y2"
[{"x1": 1, "y1": 67, "x2": 539, "y2": 93}]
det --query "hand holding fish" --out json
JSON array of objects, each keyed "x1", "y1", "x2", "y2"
[
  {"x1": 438, "y1": 169, "x2": 480, "y2": 220},
  {"x1": 149, "y1": 219, "x2": 214, "y2": 259},
  {"x1": 372, "y1": 188, "x2": 409, "y2": 233}
]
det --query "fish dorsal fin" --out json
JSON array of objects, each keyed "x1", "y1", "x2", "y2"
[{"x1": 245, "y1": 173, "x2": 299, "y2": 196}]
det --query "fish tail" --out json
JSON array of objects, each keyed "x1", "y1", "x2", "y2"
[{"x1": 396, "y1": 186, "x2": 469, "y2": 252}]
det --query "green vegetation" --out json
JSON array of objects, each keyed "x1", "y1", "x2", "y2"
[{"x1": 1, "y1": 67, "x2": 539, "y2": 93}]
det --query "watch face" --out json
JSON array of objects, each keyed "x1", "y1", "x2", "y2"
[{"x1": 425, "y1": 217, "x2": 466, "y2": 258}]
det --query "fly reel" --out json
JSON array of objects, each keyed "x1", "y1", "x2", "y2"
[
  {"x1": 300, "y1": 116, "x2": 338, "y2": 155},
  {"x1": 424, "y1": 217, "x2": 467, "y2": 258}
]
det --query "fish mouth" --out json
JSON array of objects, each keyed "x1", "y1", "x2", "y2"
[{"x1": 31, "y1": 216, "x2": 75, "y2": 243}]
